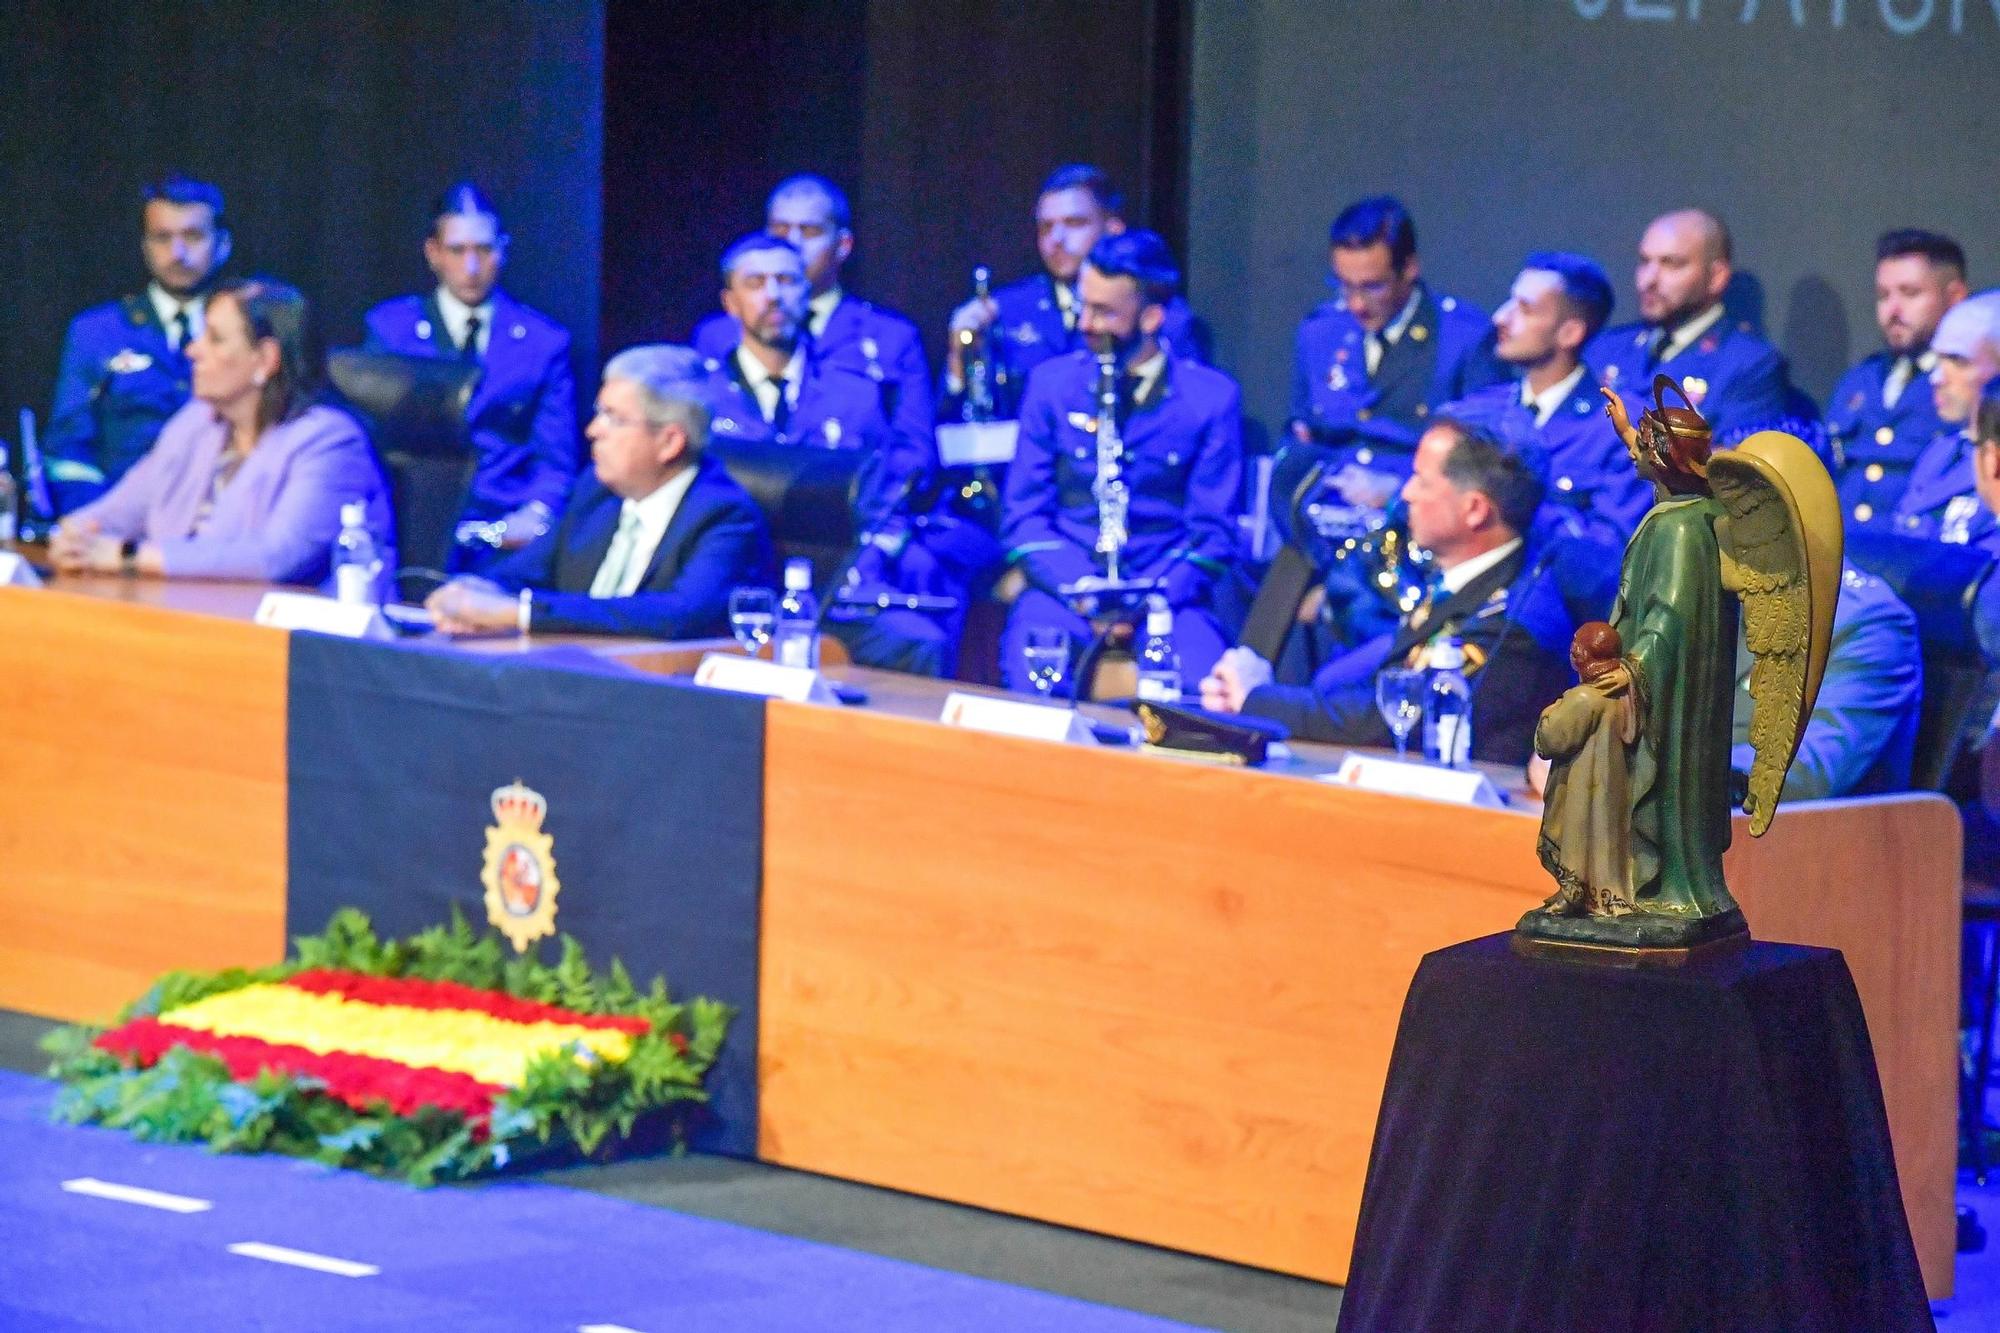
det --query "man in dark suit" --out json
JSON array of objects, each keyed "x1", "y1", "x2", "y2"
[
  {"x1": 1827, "y1": 229, "x2": 1968, "y2": 531},
  {"x1": 365, "y1": 182, "x2": 579, "y2": 568},
  {"x1": 1288, "y1": 194, "x2": 1508, "y2": 478},
  {"x1": 425, "y1": 344, "x2": 771, "y2": 638},
  {"x1": 45, "y1": 174, "x2": 231, "y2": 512},
  {"x1": 1586, "y1": 208, "x2": 1797, "y2": 442},
  {"x1": 1201, "y1": 416, "x2": 1572, "y2": 765}
]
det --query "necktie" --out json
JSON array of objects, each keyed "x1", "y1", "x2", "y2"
[
  {"x1": 1059, "y1": 285, "x2": 1078, "y2": 334},
  {"x1": 1364, "y1": 332, "x2": 1385, "y2": 377},
  {"x1": 766, "y1": 375, "x2": 792, "y2": 434},
  {"x1": 1883, "y1": 355, "x2": 1914, "y2": 409},
  {"x1": 1645, "y1": 328, "x2": 1669, "y2": 367},
  {"x1": 460, "y1": 314, "x2": 483, "y2": 362},
  {"x1": 172, "y1": 310, "x2": 193, "y2": 354},
  {"x1": 589, "y1": 510, "x2": 642, "y2": 598}
]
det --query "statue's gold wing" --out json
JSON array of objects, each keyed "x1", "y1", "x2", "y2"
[{"x1": 1706, "y1": 432, "x2": 1843, "y2": 835}]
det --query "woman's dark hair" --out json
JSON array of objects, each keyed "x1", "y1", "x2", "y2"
[{"x1": 204, "y1": 277, "x2": 318, "y2": 433}]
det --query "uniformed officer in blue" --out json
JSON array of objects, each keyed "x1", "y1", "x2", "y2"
[
  {"x1": 999, "y1": 230, "x2": 1242, "y2": 692},
  {"x1": 1586, "y1": 209, "x2": 1796, "y2": 442},
  {"x1": 1287, "y1": 194, "x2": 1506, "y2": 478},
  {"x1": 1827, "y1": 229, "x2": 1968, "y2": 532},
  {"x1": 1890, "y1": 291, "x2": 2000, "y2": 553},
  {"x1": 692, "y1": 174, "x2": 934, "y2": 456},
  {"x1": 943, "y1": 164, "x2": 1206, "y2": 423},
  {"x1": 1460, "y1": 252, "x2": 1650, "y2": 548},
  {"x1": 45, "y1": 175, "x2": 231, "y2": 512},
  {"x1": 364, "y1": 182, "x2": 579, "y2": 568},
  {"x1": 701, "y1": 232, "x2": 960, "y2": 675}
]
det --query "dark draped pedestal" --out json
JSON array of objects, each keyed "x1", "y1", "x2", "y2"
[{"x1": 1335, "y1": 934, "x2": 1932, "y2": 1333}]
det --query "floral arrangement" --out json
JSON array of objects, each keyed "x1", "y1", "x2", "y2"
[{"x1": 44, "y1": 908, "x2": 730, "y2": 1185}]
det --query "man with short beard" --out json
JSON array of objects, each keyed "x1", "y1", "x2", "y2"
[
  {"x1": 1827, "y1": 229, "x2": 1969, "y2": 530},
  {"x1": 1889, "y1": 290, "x2": 2000, "y2": 552}
]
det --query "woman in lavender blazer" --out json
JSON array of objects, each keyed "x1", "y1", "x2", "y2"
[{"x1": 49, "y1": 278, "x2": 391, "y2": 584}]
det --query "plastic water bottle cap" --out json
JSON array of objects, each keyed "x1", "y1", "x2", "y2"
[
  {"x1": 1146, "y1": 604, "x2": 1174, "y2": 637},
  {"x1": 784, "y1": 558, "x2": 813, "y2": 591},
  {"x1": 340, "y1": 501, "x2": 367, "y2": 528},
  {"x1": 1430, "y1": 636, "x2": 1466, "y2": 670}
]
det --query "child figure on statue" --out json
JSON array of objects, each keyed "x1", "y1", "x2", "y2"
[{"x1": 1533, "y1": 621, "x2": 1640, "y2": 917}]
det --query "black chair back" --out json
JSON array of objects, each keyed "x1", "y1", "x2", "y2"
[
  {"x1": 706, "y1": 438, "x2": 865, "y2": 583},
  {"x1": 1238, "y1": 444, "x2": 1340, "y2": 660},
  {"x1": 326, "y1": 349, "x2": 481, "y2": 575},
  {"x1": 1846, "y1": 529, "x2": 1996, "y2": 792}
]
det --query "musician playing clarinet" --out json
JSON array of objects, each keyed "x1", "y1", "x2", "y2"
[{"x1": 997, "y1": 231, "x2": 1245, "y2": 694}]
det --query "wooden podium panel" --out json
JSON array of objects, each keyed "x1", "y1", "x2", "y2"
[
  {"x1": 0, "y1": 585, "x2": 289, "y2": 1022},
  {"x1": 758, "y1": 689, "x2": 1958, "y2": 1295}
]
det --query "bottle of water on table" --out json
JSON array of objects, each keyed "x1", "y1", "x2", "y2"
[
  {"x1": 1423, "y1": 635, "x2": 1473, "y2": 767},
  {"x1": 332, "y1": 501, "x2": 381, "y2": 605},
  {"x1": 774, "y1": 558, "x2": 820, "y2": 670},
  {"x1": 1135, "y1": 595, "x2": 1182, "y2": 702}
]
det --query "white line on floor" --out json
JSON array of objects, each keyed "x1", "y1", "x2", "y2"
[
  {"x1": 60, "y1": 1177, "x2": 213, "y2": 1213},
  {"x1": 225, "y1": 1242, "x2": 379, "y2": 1277}
]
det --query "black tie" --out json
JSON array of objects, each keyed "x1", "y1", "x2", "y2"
[
  {"x1": 172, "y1": 310, "x2": 193, "y2": 354},
  {"x1": 460, "y1": 314, "x2": 483, "y2": 362},
  {"x1": 767, "y1": 376, "x2": 792, "y2": 434},
  {"x1": 1645, "y1": 328, "x2": 1669, "y2": 367}
]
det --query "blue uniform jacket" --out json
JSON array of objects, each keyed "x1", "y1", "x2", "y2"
[
  {"x1": 1001, "y1": 349, "x2": 1243, "y2": 610},
  {"x1": 1586, "y1": 315, "x2": 1794, "y2": 442},
  {"x1": 1826, "y1": 350, "x2": 1946, "y2": 532},
  {"x1": 1731, "y1": 563, "x2": 1920, "y2": 798},
  {"x1": 44, "y1": 293, "x2": 192, "y2": 511},
  {"x1": 1890, "y1": 429, "x2": 2000, "y2": 553},
  {"x1": 1244, "y1": 540, "x2": 1575, "y2": 764},
  {"x1": 1288, "y1": 284, "x2": 1508, "y2": 474},
  {"x1": 363, "y1": 290, "x2": 579, "y2": 519},
  {"x1": 940, "y1": 272, "x2": 1207, "y2": 422},
  {"x1": 488, "y1": 456, "x2": 773, "y2": 638},
  {"x1": 1454, "y1": 372, "x2": 1652, "y2": 548},
  {"x1": 694, "y1": 294, "x2": 935, "y2": 458}
]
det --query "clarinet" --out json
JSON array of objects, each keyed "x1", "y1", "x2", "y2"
[
  {"x1": 1092, "y1": 350, "x2": 1129, "y2": 584},
  {"x1": 961, "y1": 265, "x2": 996, "y2": 423}
]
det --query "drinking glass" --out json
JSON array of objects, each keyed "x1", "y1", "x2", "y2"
[
  {"x1": 1022, "y1": 626, "x2": 1070, "y2": 701},
  {"x1": 729, "y1": 587, "x2": 776, "y2": 656},
  {"x1": 1375, "y1": 666, "x2": 1425, "y2": 760}
]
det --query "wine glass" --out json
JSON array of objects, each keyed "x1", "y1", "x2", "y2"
[
  {"x1": 729, "y1": 587, "x2": 776, "y2": 657},
  {"x1": 1375, "y1": 666, "x2": 1425, "y2": 760},
  {"x1": 1022, "y1": 626, "x2": 1070, "y2": 701}
]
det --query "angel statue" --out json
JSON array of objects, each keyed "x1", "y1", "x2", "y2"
[{"x1": 1517, "y1": 375, "x2": 1841, "y2": 954}]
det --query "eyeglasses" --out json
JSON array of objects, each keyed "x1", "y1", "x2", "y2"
[{"x1": 1326, "y1": 275, "x2": 1399, "y2": 300}]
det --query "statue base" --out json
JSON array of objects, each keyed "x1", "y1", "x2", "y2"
[{"x1": 1512, "y1": 905, "x2": 1750, "y2": 967}]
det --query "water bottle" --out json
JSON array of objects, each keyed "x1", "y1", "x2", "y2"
[
  {"x1": 1135, "y1": 596, "x2": 1182, "y2": 702},
  {"x1": 773, "y1": 558, "x2": 820, "y2": 669},
  {"x1": 0, "y1": 447, "x2": 15, "y2": 546},
  {"x1": 1423, "y1": 636, "x2": 1473, "y2": 767},
  {"x1": 331, "y1": 501, "x2": 381, "y2": 606}
]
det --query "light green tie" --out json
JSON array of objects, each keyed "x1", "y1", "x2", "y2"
[{"x1": 589, "y1": 509, "x2": 642, "y2": 598}]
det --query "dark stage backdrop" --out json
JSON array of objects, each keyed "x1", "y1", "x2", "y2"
[
  {"x1": 603, "y1": 0, "x2": 1187, "y2": 375},
  {"x1": 1, "y1": 1, "x2": 602, "y2": 437},
  {"x1": 1189, "y1": 1, "x2": 2000, "y2": 433}
]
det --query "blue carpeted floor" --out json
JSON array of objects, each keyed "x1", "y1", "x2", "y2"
[{"x1": 0, "y1": 1070, "x2": 1213, "y2": 1332}]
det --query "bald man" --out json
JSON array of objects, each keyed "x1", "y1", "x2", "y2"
[{"x1": 1584, "y1": 208, "x2": 1796, "y2": 441}]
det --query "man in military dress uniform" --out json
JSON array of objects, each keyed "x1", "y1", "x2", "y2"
[
  {"x1": 1889, "y1": 291, "x2": 2000, "y2": 553},
  {"x1": 1200, "y1": 417, "x2": 1572, "y2": 765},
  {"x1": 701, "y1": 233, "x2": 962, "y2": 675},
  {"x1": 365, "y1": 183, "x2": 579, "y2": 568},
  {"x1": 1461, "y1": 251, "x2": 1650, "y2": 548},
  {"x1": 942, "y1": 164, "x2": 1206, "y2": 423},
  {"x1": 44, "y1": 175, "x2": 231, "y2": 512},
  {"x1": 692, "y1": 174, "x2": 934, "y2": 456},
  {"x1": 998, "y1": 231, "x2": 1242, "y2": 692},
  {"x1": 1827, "y1": 229, "x2": 1968, "y2": 531},
  {"x1": 1287, "y1": 194, "x2": 1506, "y2": 480},
  {"x1": 1586, "y1": 208, "x2": 1796, "y2": 442}
]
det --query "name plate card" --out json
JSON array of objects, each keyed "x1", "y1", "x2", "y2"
[
  {"x1": 693, "y1": 652, "x2": 838, "y2": 704},
  {"x1": 253, "y1": 592, "x2": 392, "y2": 640},
  {"x1": 939, "y1": 690, "x2": 1098, "y2": 744},
  {"x1": 1322, "y1": 752, "x2": 1506, "y2": 808},
  {"x1": 0, "y1": 552, "x2": 43, "y2": 587},
  {"x1": 935, "y1": 420, "x2": 1020, "y2": 467}
]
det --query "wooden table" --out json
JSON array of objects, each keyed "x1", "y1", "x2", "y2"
[{"x1": 0, "y1": 573, "x2": 1962, "y2": 1296}]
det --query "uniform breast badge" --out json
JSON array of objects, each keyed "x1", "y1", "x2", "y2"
[
  {"x1": 1012, "y1": 322, "x2": 1042, "y2": 346},
  {"x1": 106, "y1": 350, "x2": 154, "y2": 375},
  {"x1": 481, "y1": 780, "x2": 561, "y2": 952}
]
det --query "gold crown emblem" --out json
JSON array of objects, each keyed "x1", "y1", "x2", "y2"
[{"x1": 490, "y1": 780, "x2": 547, "y2": 829}]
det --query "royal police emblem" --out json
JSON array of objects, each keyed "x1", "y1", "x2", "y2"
[{"x1": 481, "y1": 780, "x2": 561, "y2": 952}]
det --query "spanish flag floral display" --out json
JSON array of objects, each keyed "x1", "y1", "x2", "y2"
[{"x1": 44, "y1": 909, "x2": 730, "y2": 1185}]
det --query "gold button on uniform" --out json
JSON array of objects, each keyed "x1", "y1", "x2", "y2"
[
  {"x1": 1357, "y1": 409, "x2": 1372, "y2": 421},
  {"x1": 1875, "y1": 427, "x2": 1895, "y2": 446},
  {"x1": 1356, "y1": 448, "x2": 1374, "y2": 464},
  {"x1": 1414, "y1": 403, "x2": 1429, "y2": 417},
  {"x1": 1854, "y1": 503, "x2": 1874, "y2": 522},
  {"x1": 1865, "y1": 464, "x2": 1884, "y2": 482}
]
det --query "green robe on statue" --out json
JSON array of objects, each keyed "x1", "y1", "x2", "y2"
[{"x1": 1613, "y1": 496, "x2": 1741, "y2": 922}]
